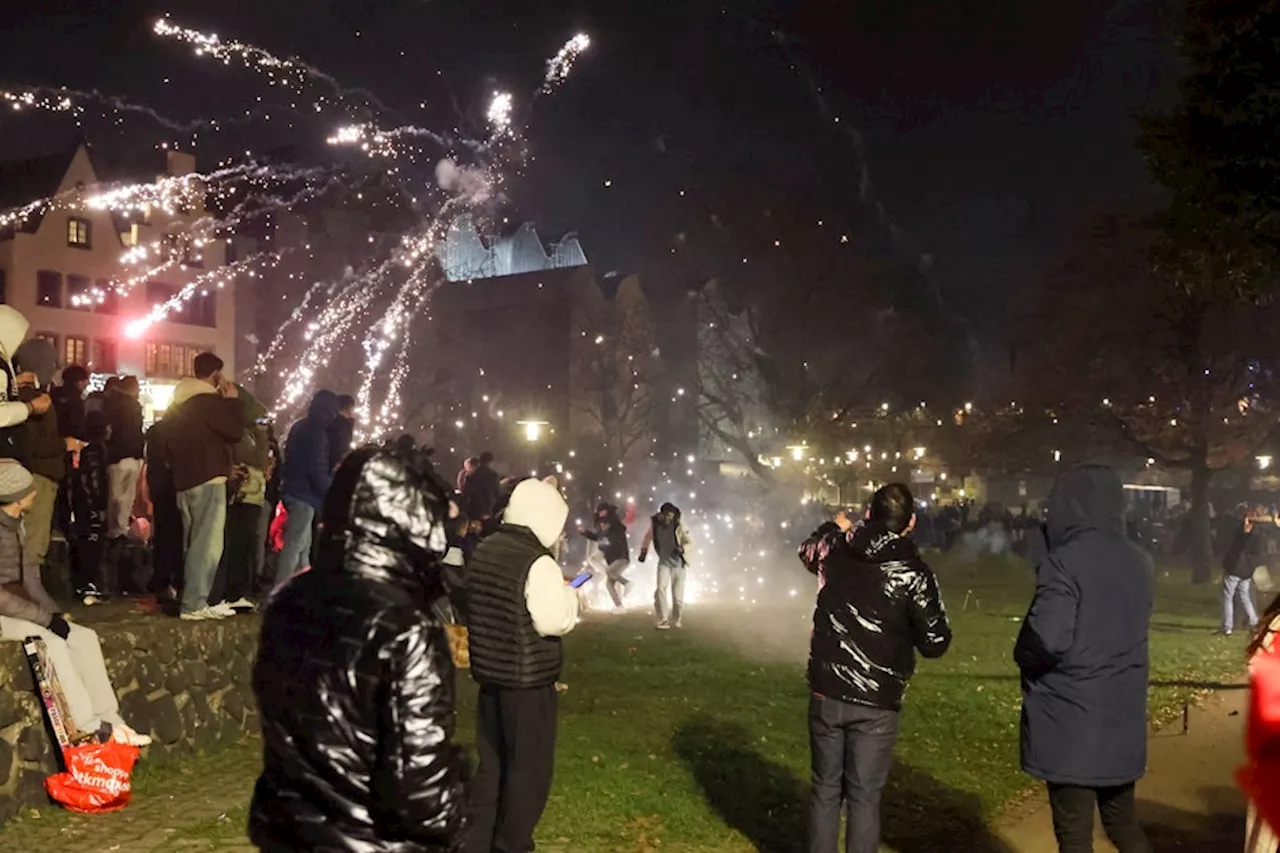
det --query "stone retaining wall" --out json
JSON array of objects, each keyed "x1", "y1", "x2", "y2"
[{"x1": 0, "y1": 608, "x2": 261, "y2": 823}]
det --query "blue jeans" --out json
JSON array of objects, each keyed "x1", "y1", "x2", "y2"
[
  {"x1": 276, "y1": 497, "x2": 316, "y2": 587},
  {"x1": 177, "y1": 480, "x2": 227, "y2": 615},
  {"x1": 807, "y1": 695, "x2": 899, "y2": 853},
  {"x1": 1223, "y1": 574, "x2": 1260, "y2": 633}
]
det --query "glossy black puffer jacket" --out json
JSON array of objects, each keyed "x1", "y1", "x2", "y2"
[
  {"x1": 250, "y1": 447, "x2": 466, "y2": 852},
  {"x1": 800, "y1": 521, "x2": 952, "y2": 711}
]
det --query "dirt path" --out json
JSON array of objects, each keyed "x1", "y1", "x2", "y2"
[{"x1": 995, "y1": 687, "x2": 1248, "y2": 852}]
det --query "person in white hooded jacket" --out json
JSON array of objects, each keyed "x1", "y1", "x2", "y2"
[
  {"x1": 0, "y1": 306, "x2": 51, "y2": 460},
  {"x1": 465, "y1": 476, "x2": 579, "y2": 853}
]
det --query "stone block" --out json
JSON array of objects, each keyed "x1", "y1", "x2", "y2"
[
  {"x1": 187, "y1": 660, "x2": 209, "y2": 687},
  {"x1": 15, "y1": 770, "x2": 49, "y2": 806},
  {"x1": 165, "y1": 664, "x2": 190, "y2": 695},
  {"x1": 153, "y1": 636, "x2": 177, "y2": 665},
  {"x1": 118, "y1": 689, "x2": 154, "y2": 738},
  {"x1": 152, "y1": 693, "x2": 183, "y2": 746},
  {"x1": 16, "y1": 723, "x2": 49, "y2": 764},
  {"x1": 221, "y1": 687, "x2": 246, "y2": 723},
  {"x1": 0, "y1": 738, "x2": 13, "y2": 786}
]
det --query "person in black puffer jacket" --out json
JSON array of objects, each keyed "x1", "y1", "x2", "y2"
[
  {"x1": 1014, "y1": 464, "x2": 1153, "y2": 852},
  {"x1": 799, "y1": 483, "x2": 951, "y2": 853},
  {"x1": 249, "y1": 446, "x2": 466, "y2": 853},
  {"x1": 580, "y1": 502, "x2": 631, "y2": 608}
]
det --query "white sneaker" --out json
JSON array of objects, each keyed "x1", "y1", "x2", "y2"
[
  {"x1": 111, "y1": 723, "x2": 153, "y2": 748},
  {"x1": 657, "y1": 621, "x2": 671, "y2": 630},
  {"x1": 179, "y1": 606, "x2": 227, "y2": 621},
  {"x1": 226, "y1": 597, "x2": 258, "y2": 611},
  {"x1": 211, "y1": 603, "x2": 238, "y2": 618}
]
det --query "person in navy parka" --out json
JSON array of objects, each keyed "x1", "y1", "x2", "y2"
[{"x1": 1014, "y1": 463, "x2": 1154, "y2": 852}]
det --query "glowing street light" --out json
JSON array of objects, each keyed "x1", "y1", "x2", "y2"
[
  {"x1": 788, "y1": 444, "x2": 807, "y2": 462},
  {"x1": 1259, "y1": 455, "x2": 1273, "y2": 471},
  {"x1": 519, "y1": 420, "x2": 548, "y2": 443}
]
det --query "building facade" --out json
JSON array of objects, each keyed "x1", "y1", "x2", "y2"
[{"x1": 0, "y1": 143, "x2": 236, "y2": 417}]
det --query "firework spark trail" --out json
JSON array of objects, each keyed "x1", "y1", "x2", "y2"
[
  {"x1": 125, "y1": 251, "x2": 283, "y2": 336},
  {"x1": 326, "y1": 123, "x2": 452, "y2": 157},
  {"x1": 541, "y1": 34, "x2": 591, "y2": 94},
  {"x1": 0, "y1": 85, "x2": 305, "y2": 133},
  {"x1": 154, "y1": 17, "x2": 396, "y2": 118}
]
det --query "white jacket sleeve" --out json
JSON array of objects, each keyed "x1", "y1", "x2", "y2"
[
  {"x1": 524, "y1": 555, "x2": 580, "y2": 638},
  {"x1": 0, "y1": 400, "x2": 29, "y2": 429}
]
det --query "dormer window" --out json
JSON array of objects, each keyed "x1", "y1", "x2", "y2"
[{"x1": 67, "y1": 217, "x2": 91, "y2": 249}]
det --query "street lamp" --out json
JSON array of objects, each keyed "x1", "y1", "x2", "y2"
[
  {"x1": 519, "y1": 420, "x2": 548, "y2": 443},
  {"x1": 788, "y1": 444, "x2": 807, "y2": 462}
]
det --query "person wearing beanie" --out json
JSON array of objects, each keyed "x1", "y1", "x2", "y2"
[
  {"x1": 0, "y1": 461, "x2": 150, "y2": 747},
  {"x1": 580, "y1": 502, "x2": 631, "y2": 608},
  {"x1": 638, "y1": 501, "x2": 694, "y2": 629}
]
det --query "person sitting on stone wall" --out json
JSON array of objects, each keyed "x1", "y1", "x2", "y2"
[{"x1": 0, "y1": 460, "x2": 151, "y2": 746}]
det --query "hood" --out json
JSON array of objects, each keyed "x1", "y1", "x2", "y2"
[
  {"x1": 0, "y1": 306, "x2": 29, "y2": 365},
  {"x1": 14, "y1": 339, "x2": 57, "y2": 388},
  {"x1": 307, "y1": 390, "x2": 340, "y2": 423},
  {"x1": 320, "y1": 447, "x2": 451, "y2": 590},
  {"x1": 503, "y1": 477, "x2": 568, "y2": 548},
  {"x1": 173, "y1": 376, "x2": 217, "y2": 407},
  {"x1": 1046, "y1": 463, "x2": 1125, "y2": 547}
]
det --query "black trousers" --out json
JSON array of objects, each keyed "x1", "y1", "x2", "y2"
[
  {"x1": 807, "y1": 694, "x2": 900, "y2": 853},
  {"x1": 1047, "y1": 782, "x2": 1150, "y2": 853},
  {"x1": 70, "y1": 534, "x2": 106, "y2": 594},
  {"x1": 211, "y1": 502, "x2": 264, "y2": 605},
  {"x1": 149, "y1": 490, "x2": 185, "y2": 595},
  {"x1": 467, "y1": 684, "x2": 559, "y2": 853}
]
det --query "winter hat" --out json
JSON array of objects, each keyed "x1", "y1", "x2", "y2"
[
  {"x1": 0, "y1": 462, "x2": 36, "y2": 505},
  {"x1": 659, "y1": 502, "x2": 681, "y2": 519}
]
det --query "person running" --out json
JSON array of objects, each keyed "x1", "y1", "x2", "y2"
[
  {"x1": 638, "y1": 501, "x2": 693, "y2": 629},
  {"x1": 1221, "y1": 505, "x2": 1274, "y2": 636},
  {"x1": 581, "y1": 502, "x2": 631, "y2": 608},
  {"x1": 799, "y1": 483, "x2": 951, "y2": 853}
]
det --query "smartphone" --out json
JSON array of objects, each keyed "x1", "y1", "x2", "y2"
[{"x1": 570, "y1": 573, "x2": 593, "y2": 589}]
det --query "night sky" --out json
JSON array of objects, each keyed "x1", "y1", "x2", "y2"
[{"x1": 0, "y1": 0, "x2": 1178, "y2": 359}]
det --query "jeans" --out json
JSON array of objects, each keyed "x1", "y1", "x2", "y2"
[
  {"x1": 0, "y1": 618, "x2": 124, "y2": 735},
  {"x1": 807, "y1": 694, "x2": 900, "y2": 853},
  {"x1": 177, "y1": 480, "x2": 227, "y2": 614},
  {"x1": 467, "y1": 685, "x2": 559, "y2": 853},
  {"x1": 655, "y1": 559, "x2": 686, "y2": 624},
  {"x1": 276, "y1": 497, "x2": 315, "y2": 587},
  {"x1": 1047, "y1": 782, "x2": 1150, "y2": 853},
  {"x1": 106, "y1": 458, "x2": 143, "y2": 540},
  {"x1": 1223, "y1": 574, "x2": 1260, "y2": 633}
]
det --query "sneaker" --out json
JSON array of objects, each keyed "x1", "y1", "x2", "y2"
[
  {"x1": 657, "y1": 621, "x2": 671, "y2": 630},
  {"x1": 226, "y1": 597, "x2": 258, "y2": 611},
  {"x1": 674, "y1": 618, "x2": 683, "y2": 629},
  {"x1": 210, "y1": 603, "x2": 238, "y2": 618},
  {"x1": 179, "y1": 606, "x2": 227, "y2": 621},
  {"x1": 110, "y1": 723, "x2": 153, "y2": 748}
]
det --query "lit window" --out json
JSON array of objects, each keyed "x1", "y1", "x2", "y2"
[
  {"x1": 64, "y1": 336, "x2": 87, "y2": 367},
  {"x1": 67, "y1": 218, "x2": 91, "y2": 248},
  {"x1": 91, "y1": 339, "x2": 117, "y2": 374}
]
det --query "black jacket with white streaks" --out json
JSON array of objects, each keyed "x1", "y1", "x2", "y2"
[{"x1": 800, "y1": 522, "x2": 952, "y2": 711}]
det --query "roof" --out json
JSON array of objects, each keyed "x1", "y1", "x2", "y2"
[{"x1": 0, "y1": 139, "x2": 106, "y2": 235}]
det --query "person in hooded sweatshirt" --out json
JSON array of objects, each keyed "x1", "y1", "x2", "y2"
[
  {"x1": 250, "y1": 446, "x2": 466, "y2": 852},
  {"x1": 580, "y1": 502, "x2": 631, "y2": 608},
  {"x1": 799, "y1": 483, "x2": 951, "y2": 853},
  {"x1": 1015, "y1": 464, "x2": 1154, "y2": 853},
  {"x1": 276, "y1": 389, "x2": 339, "y2": 587},
  {"x1": 0, "y1": 306, "x2": 50, "y2": 461},
  {"x1": 162, "y1": 353, "x2": 246, "y2": 621},
  {"x1": 465, "y1": 476, "x2": 580, "y2": 853}
]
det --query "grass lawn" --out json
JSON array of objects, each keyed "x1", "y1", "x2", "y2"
[{"x1": 0, "y1": 554, "x2": 1247, "y2": 852}]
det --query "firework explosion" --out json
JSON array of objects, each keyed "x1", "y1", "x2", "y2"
[{"x1": 0, "y1": 16, "x2": 592, "y2": 442}]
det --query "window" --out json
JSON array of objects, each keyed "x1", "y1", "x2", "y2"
[
  {"x1": 163, "y1": 233, "x2": 203, "y2": 268},
  {"x1": 66, "y1": 275, "x2": 91, "y2": 311},
  {"x1": 187, "y1": 290, "x2": 216, "y2": 327},
  {"x1": 94, "y1": 279, "x2": 118, "y2": 315},
  {"x1": 36, "y1": 271, "x2": 62, "y2": 308},
  {"x1": 91, "y1": 339, "x2": 118, "y2": 374},
  {"x1": 147, "y1": 280, "x2": 176, "y2": 313},
  {"x1": 67, "y1": 217, "x2": 91, "y2": 249},
  {"x1": 64, "y1": 336, "x2": 87, "y2": 367}
]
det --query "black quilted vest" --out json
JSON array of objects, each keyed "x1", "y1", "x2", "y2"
[
  {"x1": 466, "y1": 524, "x2": 562, "y2": 689},
  {"x1": 0, "y1": 359, "x2": 26, "y2": 463}
]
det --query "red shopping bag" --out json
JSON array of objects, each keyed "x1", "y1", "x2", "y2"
[{"x1": 45, "y1": 740, "x2": 140, "y2": 814}]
